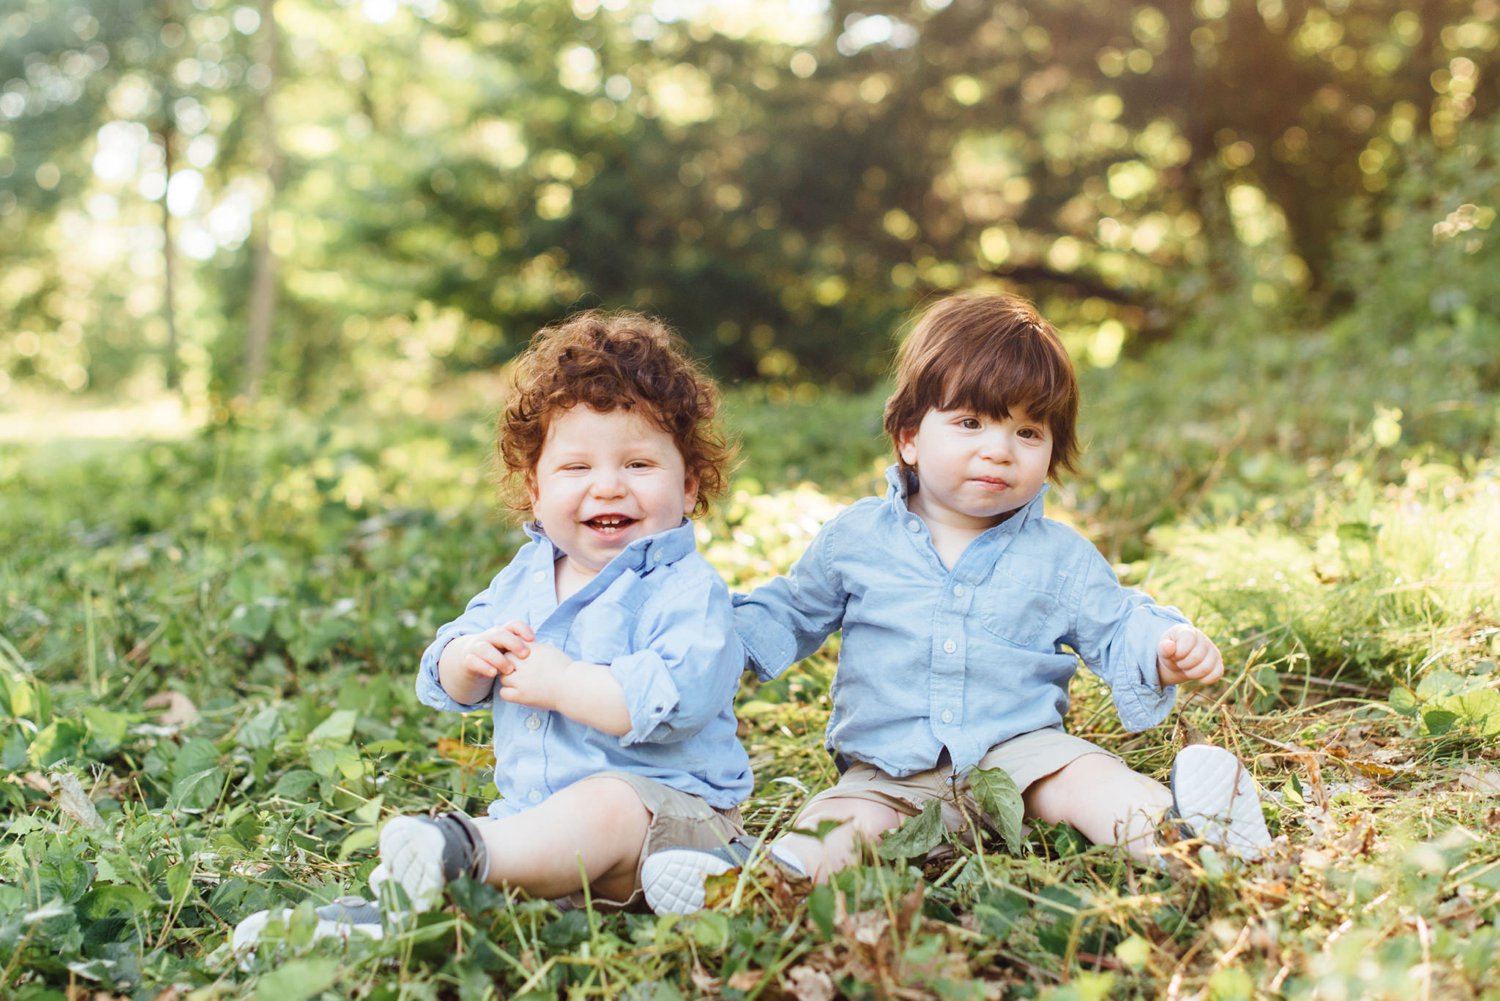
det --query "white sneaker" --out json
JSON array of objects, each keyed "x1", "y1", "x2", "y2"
[
  {"x1": 372, "y1": 812, "x2": 488, "y2": 913},
  {"x1": 1170, "y1": 744, "x2": 1273, "y2": 861},
  {"x1": 230, "y1": 895, "x2": 383, "y2": 955},
  {"x1": 640, "y1": 838, "x2": 759, "y2": 915}
]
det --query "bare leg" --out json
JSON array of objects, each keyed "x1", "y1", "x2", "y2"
[
  {"x1": 475, "y1": 775, "x2": 651, "y2": 901},
  {"x1": 1022, "y1": 753, "x2": 1173, "y2": 862},
  {"x1": 774, "y1": 796, "x2": 907, "y2": 883}
]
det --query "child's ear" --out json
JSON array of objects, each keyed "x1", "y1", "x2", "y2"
[
  {"x1": 682, "y1": 473, "x2": 699, "y2": 516},
  {"x1": 525, "y1": 473, "x2": 540, "y2": 509},
  {"x1": 896, "y1": 429, "x2": 918, "y2": 466}
]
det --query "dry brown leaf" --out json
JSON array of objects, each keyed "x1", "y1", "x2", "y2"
[
  {"x1": 726, "y1": 969, "x2": 762, "y2": 992},
  {"x1": 1457, "y1": 766, "x2": 1500, "y2": 793},
  {"x1": 51, "y1": 770, "x2": 104, "y2": 829},
  {"x1": 144, "y1": 691, "x2": 198, "y2": 728},
  {"x1": 785, "y1": 966, "x2": 836, "y2": 1001}
]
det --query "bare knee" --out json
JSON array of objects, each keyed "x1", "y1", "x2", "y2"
[
  {"x1": 566, "y1": 775, "x2": 652, "y2": 839},
  {"x1": 1024, "y1": 755, "x2": 1171, "y2": 851},
  {"x1": 1024, "y1": 754, "x2": 1162, "y2": 824}
]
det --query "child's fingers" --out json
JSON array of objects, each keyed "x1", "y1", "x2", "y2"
[{"x1": 1157, "y1": 631, "x2": 1178, "y2": 662}]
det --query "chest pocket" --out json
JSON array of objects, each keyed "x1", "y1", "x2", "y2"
[
  {"x1": 570, "y1": 601, "x2": 638, "y2": 666},
  {"x1": 979, "y1": 565, "x2": 1069, "y2": 649}
]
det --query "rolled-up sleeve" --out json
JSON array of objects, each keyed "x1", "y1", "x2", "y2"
[
  {"x1": 1067, "y1": 549, "x2": 1187, "y2": 731},
  {"x1": 610, "y1": 572, "x2": 744, "y2": 746},
  {"x1": 733, "y1": 518, "x2": 848, "y2": 682}
]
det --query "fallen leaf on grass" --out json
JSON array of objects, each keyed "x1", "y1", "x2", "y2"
[
  {"x1": 51, "y1": 770, "x2": 104, "y2": 829},
  {"x1": 1456, "y1": 766, "x2": 1500, "y2": 793},
  {"x1": 144, "y1": 691, "x2": 198, "y2": 728},
  {"x1": 726, "y1": 969, "x2": 762, "y2": 992},
  {"x1": 784, "y1": 965, "x2": 836, "y2": 1001}
]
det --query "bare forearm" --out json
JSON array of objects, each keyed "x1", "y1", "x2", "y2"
[{"x1": 551, "y1": 661, "x2": 632, "y2": 736}]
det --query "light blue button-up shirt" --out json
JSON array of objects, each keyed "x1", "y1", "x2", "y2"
[
  {"x1": 734, "y1": 466, "x2": 1187, "y2": 778},
  {"x1": 417, "y1": 520, "x2": 752, "y2": 815}
]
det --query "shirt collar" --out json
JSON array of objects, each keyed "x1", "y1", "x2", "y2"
[
  {"x1": 522, "y1": 517, "x2": 697, "y2": 576},
  {"x1": 882, "y1": 463, "x2": 1049, "y2": 533}
]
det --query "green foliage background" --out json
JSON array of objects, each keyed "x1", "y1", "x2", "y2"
[{"x1": 3, "y1": 1, "x2": 1500, "y2": 998}]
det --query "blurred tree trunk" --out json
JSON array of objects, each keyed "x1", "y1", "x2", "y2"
[
  {"x1": 243, "y1": 0, "x2": 282, "y2": 400},
  {"x1": 158, "y1": 107, "x2": 180, "y2": 391}
]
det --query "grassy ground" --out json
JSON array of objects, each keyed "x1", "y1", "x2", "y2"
[{"x1": 1, "y1": 343, "x2": 1498, "y2": 998}]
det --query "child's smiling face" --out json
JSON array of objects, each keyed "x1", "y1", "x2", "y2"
[
  {"x1": 528, "y1": 405, "x2": 697, "y2": 582},
  {"x1": 897, "y1": 407, "x2": 1053, "y2": 531}
]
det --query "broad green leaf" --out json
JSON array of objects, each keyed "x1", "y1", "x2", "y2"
[
  {"x1": 1388, "y1": 686, "x2": 1418, "y2": 717},
  {"x1": 253, "y1": 958, "x2": 339, "y2": 1001},
  {"x1": 969, "y1": 766, "x2": 1025, "y2": 854},
  {"x1": 171, "y1": 767, "x2": 225, "y2": 811},
  {"x1": 81, "y1": 707, "x2": 129, "y2": 755},
  {"x1": 1115, "y1": 934, "x2": 1151, "y2": 971},
  {"x1": 237, "y1": 706, "x2": 284, "y2": 750},
  {"x1": 806, "y1": 883, "x2": 836, "y2": 939},
  {"x1": 876, "y1": 799, "x2": 945, "y2": 860},
  {"x1": 1423, "y1": 709, "x2": 1460, "y2": 736},
  {"x1": 173, "y1": 738, "x2": 220, "y2": 779},
  {"x1": 28, "y1": 720, "x2": 85, "y2": 767},
  {"x1": 308, "y1": 709, "x2": 357, "y2": 747},
  {"x1": 272, "y1": 769, "x2": 319, "y2": 799},
  {"x1": 337, "y1": 826, "x2": 379, "y2": 861},
  {"x1": 165, "y1": 860, "x2": 193, "y2": 905}
]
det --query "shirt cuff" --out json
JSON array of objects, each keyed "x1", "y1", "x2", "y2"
[
  {"x1": 416, "y1": 633, "x2": 491, "y2": 712},
  {"x1": 1110, "y1": 607, "x2": 1185, "y2": 731},
  {"x1": 731, "y1": 599, "x2": 796, "y2": 681},
  {"x1": 608, "y1": 650, "x2": 682, "y2": 746}
]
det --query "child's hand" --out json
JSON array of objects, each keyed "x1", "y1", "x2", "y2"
[
  {"x1": 497, "y1": 642, "x2": 575, "y2": 711},
  {"x1": 1156, "y1": 625, "x2": 1224, "y2": 686},
  {"x1": 439, "y1": 622, "x2": 535, "y2": 704}
]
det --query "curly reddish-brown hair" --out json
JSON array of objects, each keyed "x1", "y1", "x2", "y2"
[
  {"x1": 883, "y1": 291, "x2": 1080, "y2": 481},
  {"x1": 497, "y1": 310, "x2": 732, "y2": 517}
]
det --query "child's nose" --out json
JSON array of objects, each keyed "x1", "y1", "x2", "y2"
[
  {"x1": 978, "y1": 430, "x2": 1011, "y2": 460},
  {"x1": 589, "y1": 468, "x2": 626, "y2": 496}
]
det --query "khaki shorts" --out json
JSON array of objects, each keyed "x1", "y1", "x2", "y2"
[
  {"x1": 802, "y1": 727, "x2": 1119, "y2": 835},
  {"x1": 556, "y1": 771, "x2": 746, "y2": 912}
]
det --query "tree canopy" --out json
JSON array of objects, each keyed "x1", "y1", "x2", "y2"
[{"x1": 2, "y1": 0, "x2": 1496, "y2": 401}]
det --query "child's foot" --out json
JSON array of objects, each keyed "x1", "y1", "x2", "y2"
[
  {"x1": 1169, "y1": 744, "x2": 1272, "y2": 861},
  {"x1": 230, "y1": 895, "x2": 383, "y2": 954},
  {"x1": 370, "y1": 811, "x2": 490, "y2": 912},
  {"x1": 641, "y1": 836, "x2": 806, "y2": 914}
]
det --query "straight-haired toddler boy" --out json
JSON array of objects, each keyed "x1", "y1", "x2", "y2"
[{"x1": 641, "y1": 291, "x2": 1271, "y2": 913}]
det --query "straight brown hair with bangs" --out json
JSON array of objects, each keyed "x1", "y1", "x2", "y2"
[{"x1": 882, "y1": 291, "x2": 1080, "y2": 480}]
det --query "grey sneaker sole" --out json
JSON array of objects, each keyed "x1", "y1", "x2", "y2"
[
  {"x1": 640, "y1": 847, "x2": 744, "y2": 915},
  {"x1": 231, "y1": 895, "x2": 383, "y2": 954},
  {"x1": 1170, "y1": 744, "x2": 1272, "y2": 861}
]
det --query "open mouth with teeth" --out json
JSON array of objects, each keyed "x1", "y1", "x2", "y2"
[{"x1": 584, "y1": 515, "x2": 638, "y2": 535}]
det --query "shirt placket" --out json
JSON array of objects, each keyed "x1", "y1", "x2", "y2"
[{"x1": 929, "y1": 571, "x2": 972, "y2": 755}]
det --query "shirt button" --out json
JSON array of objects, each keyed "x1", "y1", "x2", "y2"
[
  {"x1": 532, "y1": 570, "x2": 546, "y2": 583},
  {"x1": 907, "y1": 520, "x2": 921, "y2": 532},
  {"x1": 528, "y1": 789, "x2": 543, "y2": 804},
  {"x1": 943, "y1": 639, "x2": 957, "y2": 654},
  {"x1": 525, "y1": 714, "x2": 541, "y2": 731},
  {"x1": 941, "y1": 709, "x2": 954, "y2": 724},
  {"x1": 952, "y1": 584, "x2": 965, "y2": 598}
]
